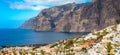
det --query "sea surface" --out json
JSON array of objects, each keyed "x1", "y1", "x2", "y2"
[{"x1": 0, "y1": 29, "x2": 89, "y2": 47}]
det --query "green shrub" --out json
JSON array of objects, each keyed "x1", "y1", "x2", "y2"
[
  {"x1": 40, "y1": 50, "x2": 45, "y2": 55},
  {"x1": 81, "y1": 38, "x2": 85, "y2": 44},
  {"x1": 96, "y1": 32, "x2": 102, "y2": 38},
  {"x1": 102, "y1": 29, "x2": 108, "y2": 36},
  {"x1": 81, "y1": 48, "x2": 87, "y2": 53},
  {"x1": 31, "y1": 52, "x2": 35, "y2": 55},
  {"x1": 48, "y1": 53, "x2": 51, "y2": 55},
  {"x1": 107, "y1": 53, "x2": 114, "y2": 55},
  {"x1": 106, "y1": 42, "x2": 112, "y2": 54},
  {"x1": 112, "y1": 24, "x2": 118, "y2": 31},
  {"x1": 64, "y1": 39, "x2": 73, "y2": 48}
]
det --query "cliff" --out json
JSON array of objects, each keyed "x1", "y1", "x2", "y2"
[
  {"x1": 20, "y1": 17, "x2": 37, "y2": 29},
  {"x1": 20, "y1": 0, "x2": 120, "y2": 32}
]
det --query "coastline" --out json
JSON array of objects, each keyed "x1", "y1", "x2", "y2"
[{"x1": 1, "y1": 44, "x2": 48, "y2": 49}]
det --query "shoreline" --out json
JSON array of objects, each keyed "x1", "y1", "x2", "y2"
[{"x1": 1, "y1": 44, "x2": 48, "y2": 49}]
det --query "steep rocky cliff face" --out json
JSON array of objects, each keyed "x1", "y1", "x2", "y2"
[
  {"x1": 20, "y1": 0, "x2": 120, "y2": 32},
  {"x1": 34, "y1": 3, "x2": 89, "y2": 32}
]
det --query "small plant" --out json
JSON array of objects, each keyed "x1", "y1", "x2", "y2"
[
  {"x1": 112, "y1": 24, "x2": 118, "y2": 31},
  {"x1": 64, "y1": 39, "x2": 73, "y2": 48},
  {"x1": 106, "y1": 42, "x2": 112, "y2": 55},
  {"x1": 13, "y1": 51, "x2": 17, "y2": 55},
  {"x1": 40, "y1": 50, "x2": 45, "y2": 55},
  {"x1": 48, "y1": 53, "x2": 51, "y2": 55},
  {"x1": 31, "y1": 52, "x2": 35, "y2": 55},
  {"x1": 102, "y1": 29, "x2": 108, "y2": 36},
  {"x1": 96, "y1": 32, "x2": 103, "y2": 38},
  {"x1": 107, "y1": 53, "x2": 114, "y2": 55},
  {"x1": 81, "y1": 47, "x2": 87, "y2": 53},
  {"x1": 109, "y1": 36, "x2": 113, "y2": 40},
  {"x1": 81, "y1": 38, "x2": 85, "y2": 44}
]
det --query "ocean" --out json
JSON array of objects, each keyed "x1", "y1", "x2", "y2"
[{"x1": 0, "y1": 29, "x2": 89, "y2": 48}]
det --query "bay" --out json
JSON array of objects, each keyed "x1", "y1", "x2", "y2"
[{"x1": 0, "y1": 29, "x2": 89, "y2": 47}]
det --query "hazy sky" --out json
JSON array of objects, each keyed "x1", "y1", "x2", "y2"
[{"x1": 0, "y1": 0, "x2": 91, "y2": 28}]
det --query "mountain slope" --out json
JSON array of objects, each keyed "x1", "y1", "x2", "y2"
[
  {"x1": 21, "y1": 0, "x2": 120, "y2": 32},
  {"x1": 20, "y1": 17, "x2": 37, "y2": 29},
  {"x1": 39, "y1": 24, "x2": 120, "y2": 55}
]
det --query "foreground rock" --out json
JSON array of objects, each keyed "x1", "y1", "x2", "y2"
[
  {"x1": 44, "y1": 24, "x2": 120, "y2": 55},
  {"x1": 41, "y1": 24, "x2": 120, "y2": 55},
  {"x1": 21, "y1": 0, "x2": 120, "y2": 32},
  {"x1": 2, "y1": 24, "x2": 120, "y2": 55}
]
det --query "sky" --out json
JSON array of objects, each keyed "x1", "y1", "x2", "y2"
[{"x1": 0, "y1": 0, "x2": 91, "y2": 28}]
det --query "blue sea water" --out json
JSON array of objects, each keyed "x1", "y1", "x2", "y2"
[{"x1": 0, "y1": 29, "x2": 89, "y2": 47}]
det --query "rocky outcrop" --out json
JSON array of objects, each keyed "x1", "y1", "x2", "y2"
[
  {"x1": 21, "y1": 0, "x2": 120, "y2": 32},
  {"x1": 44, "y1": 24, "x2": 120, "y2": 55},
  {"x1": 20, "y1": 17, "x2": 37, "y2": 29}
]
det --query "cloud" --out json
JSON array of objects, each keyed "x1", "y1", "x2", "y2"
[
  {"x1": 9, "y1": 1, "x2": 49, "y2": 10},
  {"x1": 10, "y1": 2, "x2": 49, "y2": 10},
  {"x1": 9, "y1": 0, "x2": 90, "y2": 10}
]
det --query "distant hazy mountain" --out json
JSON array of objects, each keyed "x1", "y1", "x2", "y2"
[
  {"x1": 20, "y1": 17, "x2": 37, "y2": 29},
  {"x1": 20, "y1": 0, "x2": 120, "y2": 32}
]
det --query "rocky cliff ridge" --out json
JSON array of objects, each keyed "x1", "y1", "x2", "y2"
[{"x1": 20, "y1": 0, "x2": 120, "y2": 32}]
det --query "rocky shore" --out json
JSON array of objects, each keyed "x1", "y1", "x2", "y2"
[{"x1": 1, "y1": 44, "x2": 47, "y2": 48}]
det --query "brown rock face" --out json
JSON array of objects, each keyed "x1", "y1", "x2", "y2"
[
  {"x1": 80, "y1": 0, "x2": 120, "y2": 32},
  {"x1": 20, "y1": 0, "x2": 120, "y2": 32},
  {"x1": 20, "y1": 17, "x2": 37, "y2": 29},
  {"x1": 34, "y1": 3, "x2": 88, "y2": 32}
]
